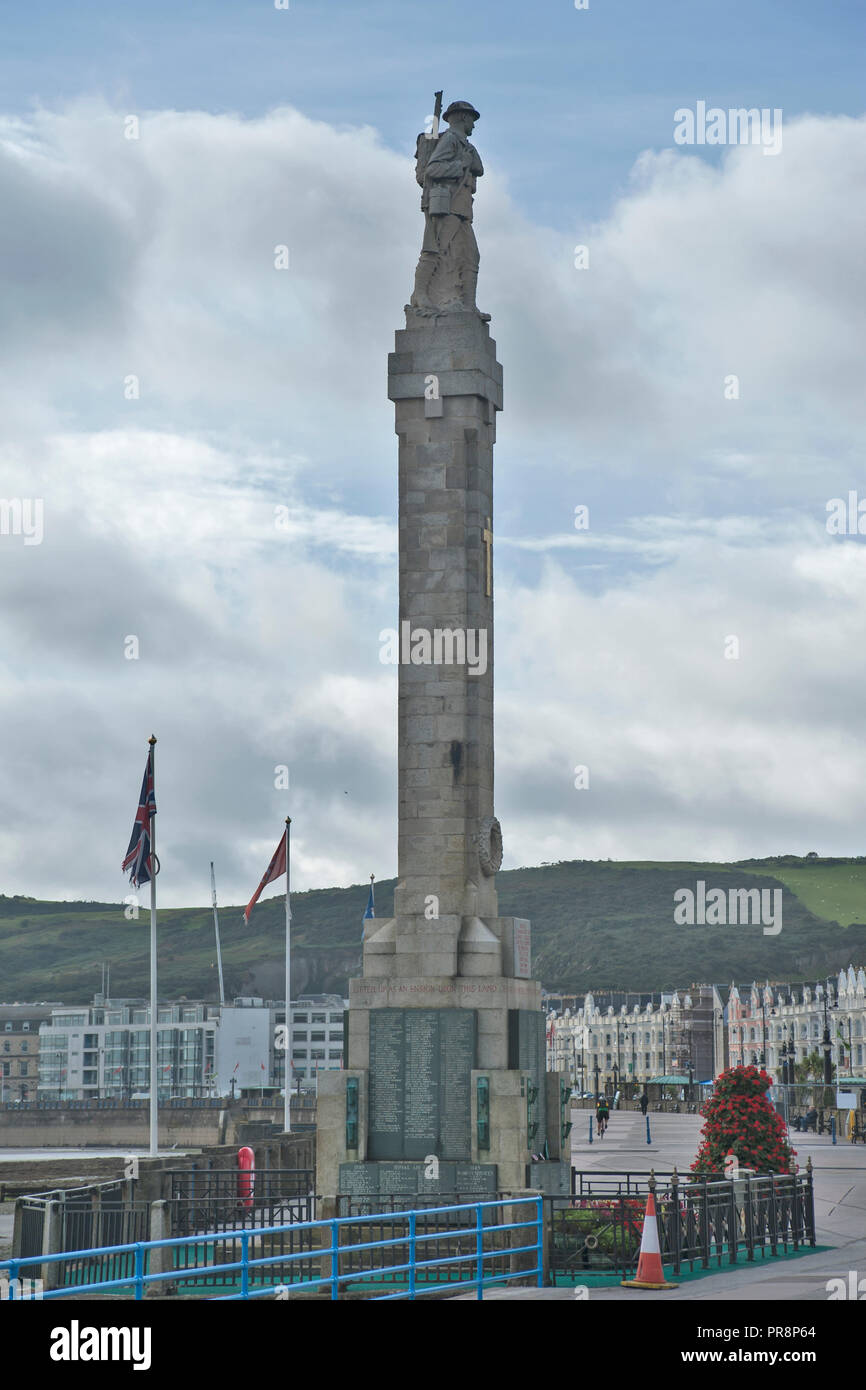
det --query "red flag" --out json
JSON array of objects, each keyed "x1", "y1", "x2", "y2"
[{"x1": 244, "y1": 832, "x2": 287, "y2": 923}]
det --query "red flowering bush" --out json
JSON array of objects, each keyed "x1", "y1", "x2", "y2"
[{"x1": 691, "y1": 1064, "x2": 795, "y2": 1176}]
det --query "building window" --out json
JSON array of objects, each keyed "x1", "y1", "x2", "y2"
[
  {"x1": 293, "y1": 1014, "x2": 308, "y2": 1024},
  {"x1": 310, "y1": 1049, "x2": 325, "y2": 1060},
  {"x1": 310, "y1": 1031, "x2": 325, "y2": 1042},
  {"x1": 311, "y1": 1014, "x2": 326, "y2": 1024}
]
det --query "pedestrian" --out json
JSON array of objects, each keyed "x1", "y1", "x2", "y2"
[
  {"x1": 639, "y1": 1091, "x2": 649, "y2": 1116},
  {"x1": 596, "y1": 1096, "x2": 610, "y2": 1137}
]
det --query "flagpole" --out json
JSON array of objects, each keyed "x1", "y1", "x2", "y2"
[
  {"x1": 284, "y1": 817, "x2": 292, "y2": 1135},
  {"x1": 148, "y1": 735, "x2": 158, "y2": 1157}
]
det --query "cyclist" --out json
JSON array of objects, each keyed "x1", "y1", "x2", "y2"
[{"x1": 596, "y1": 1096, "x2": 610, "y2": 1138}]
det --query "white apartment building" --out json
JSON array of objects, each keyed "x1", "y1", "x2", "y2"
[
  {"x1": 547, "y1": 986, "x2": 726, "y2": 1092},
  {"x1": 37, "y1": 992, "x2": 347, "y2": 1100},
  {"x1": 38, "y1": 998, "x2": 219, "y2": 1100},
  {"x1": 283, "y1": 993, "x2": 346, "y2": 1091},
  {"x1": 728, "y1": 966, "x2": 866, "y2": 1079}
]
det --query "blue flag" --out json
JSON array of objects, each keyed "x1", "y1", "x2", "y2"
[{"x1": 362, "y1": 878, "x2": 375, "y2": 939}]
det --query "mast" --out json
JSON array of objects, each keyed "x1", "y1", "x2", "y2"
[{"x1": 210, "y1": 862, "x2": 226, "y2": 1007}]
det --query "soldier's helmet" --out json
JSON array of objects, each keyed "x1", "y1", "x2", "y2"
[{"x1": 443, "y1": 101, "x2": 480, "y2": 122}]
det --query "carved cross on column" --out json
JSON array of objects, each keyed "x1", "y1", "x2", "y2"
[{"x1": 482, "y1": 517, "x2": 493, "y2": 597}]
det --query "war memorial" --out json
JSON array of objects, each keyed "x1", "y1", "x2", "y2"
[{"x1": 317, "y1": 98, "x2": 571, "y2": 1204}]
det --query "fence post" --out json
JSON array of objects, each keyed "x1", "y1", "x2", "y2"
[
  {"x1": 805, "y1": 1157, "x2": 816, "y2": 1247},
  {"x1": 11, "y1": 1199, "x2": 25, "y2": 1260},
  {"x1": 41, "y1": 1200, "x2": 62, "y2": 1292},
  {"x1": 241, "y1": 1231, "x2": 249, "y2": 1300},
  {"x1": 728, "y1": 1174, "x2": 738, "y2": 1265},
  {"x1": 768, "y1": 1176, "x2": 778, "y2": 1255},
  {"x1": 408, "y1": 1211, "x2": 416, "y2": 1302},
  {"x1": 330, "y1": 1220, "x2": 340, "y2": 1301},
  {"x1": 145, "y1": 1201, "x2": 172, "y2": 1298},
  {"x1": 134, "y1": 1243, "x2": 144, "y2": 1300},
  {"x1": 699, "y1": 1178, "x2": 710, "y2": 1269},
  {"x1": 670, "y1": 1168, "x2": 681, "y2": 1277},
  {"x1": 476, "y1": 1203, "x2": 484, "y2": 1301},
  {"x1": 743, "y1": 1171, "x2": 754, "y2": 1261}
]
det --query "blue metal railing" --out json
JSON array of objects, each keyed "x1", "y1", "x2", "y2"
[{"x1": 0, "y1": 1196, "x2": 542, "y2": 1302}]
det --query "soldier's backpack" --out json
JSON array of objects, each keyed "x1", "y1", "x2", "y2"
[{"x1": 414, "y1": 130, "x2": 438, "y2": 187}]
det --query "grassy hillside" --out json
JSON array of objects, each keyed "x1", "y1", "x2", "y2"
[{"x1": 1, "y1": 857, "x2": 864, "y2": 1004}]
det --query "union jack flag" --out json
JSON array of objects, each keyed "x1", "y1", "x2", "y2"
[{"x1": 122, "y1": 749, "x2": 158, "y2": 887}]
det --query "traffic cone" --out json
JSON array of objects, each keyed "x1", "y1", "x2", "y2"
[{"x1": 620, "y1": 1190, "x2": 678, "y2": 1289}]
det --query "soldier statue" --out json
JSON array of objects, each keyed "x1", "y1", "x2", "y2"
[{"x1": 409, "y1": 98, "x2": 490, "y2": 321}]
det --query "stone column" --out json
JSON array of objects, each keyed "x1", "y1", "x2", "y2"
[
  {"x1": 364, "y1": 310, "x2": 503, "y2": 981},
  {"x1": 317, "y1": 301, "x2": 569, "y2": 1202}
]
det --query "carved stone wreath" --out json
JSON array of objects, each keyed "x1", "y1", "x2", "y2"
[{"x1": 477, "y1": 816, "x2": 503, "y2": 877}]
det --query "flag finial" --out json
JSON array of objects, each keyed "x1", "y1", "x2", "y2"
[{"x1": 148, "y1": 734, "x2": 157, "y2": 745}]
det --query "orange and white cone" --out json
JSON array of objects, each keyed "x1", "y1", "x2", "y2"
[{"x1": 620, "y1": 1191, "x2": 678, "y2": 1289}]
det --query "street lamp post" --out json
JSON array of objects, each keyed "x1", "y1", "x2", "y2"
[
  {"x1": 822, "y1": 982, "x2": 833, "y2": 1087},
  {"x1": 760, "y1": 995, "x2": 768, "y2": 1068}
]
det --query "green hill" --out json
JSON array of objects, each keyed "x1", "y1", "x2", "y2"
[{"x1": 1, "y1": 857, "x2": 864, "y2": 1004}]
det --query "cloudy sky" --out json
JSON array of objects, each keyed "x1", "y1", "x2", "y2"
[{"x1": 1, "y1": 0, "x2": 865, "y2": 909}]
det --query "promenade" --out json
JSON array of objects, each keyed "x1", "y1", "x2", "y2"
[{"x1": 455, "y1": 1110, "x2": 866, "y2": 1300}]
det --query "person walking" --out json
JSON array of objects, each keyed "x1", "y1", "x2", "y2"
[
  {"x1": 596, "y1": 1096, "x2": 610, "y2": 1138},
  {"x1": 639, "y1": 1091, "x2": 649, "y2": 1116}
]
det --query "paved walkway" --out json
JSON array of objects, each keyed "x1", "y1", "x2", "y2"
[{"x1": 453, "y1": 1111, "x2": 866, "y2": 1301}]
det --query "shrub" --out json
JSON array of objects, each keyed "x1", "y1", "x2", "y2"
[{"x1": 691, "y1": 1064, "x2": 795, "y2": 1176}]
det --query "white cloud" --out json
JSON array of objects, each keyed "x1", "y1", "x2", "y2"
[{"x1": 1, "y1": 100, "x2": 864, "y2": 904}]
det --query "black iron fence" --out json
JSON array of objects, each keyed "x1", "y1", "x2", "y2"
[
  {"x1": 166, "y1": 1166, "x2": 314, "y2": 1207},
  {"x1": 170, "y1": 1200, "x2": 318, "y2": 1290},
  {"x1": 14, "y1": 1179, "x2": 150, "y2": 1287},
  {"x1": 548, "y1": 1166, "x2": 815, "y2": 1281},
  {"x1": 163, "y1": 1168, "x2": 317, "y2": 1288}
]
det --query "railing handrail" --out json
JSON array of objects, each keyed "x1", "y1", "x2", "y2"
[
  {"x1": 0, "y1": 1195, "x2": 543, "y2": 1301},
  {"x1": 15, "y1": 1177, "x2": 130, "y2": 1205}
]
